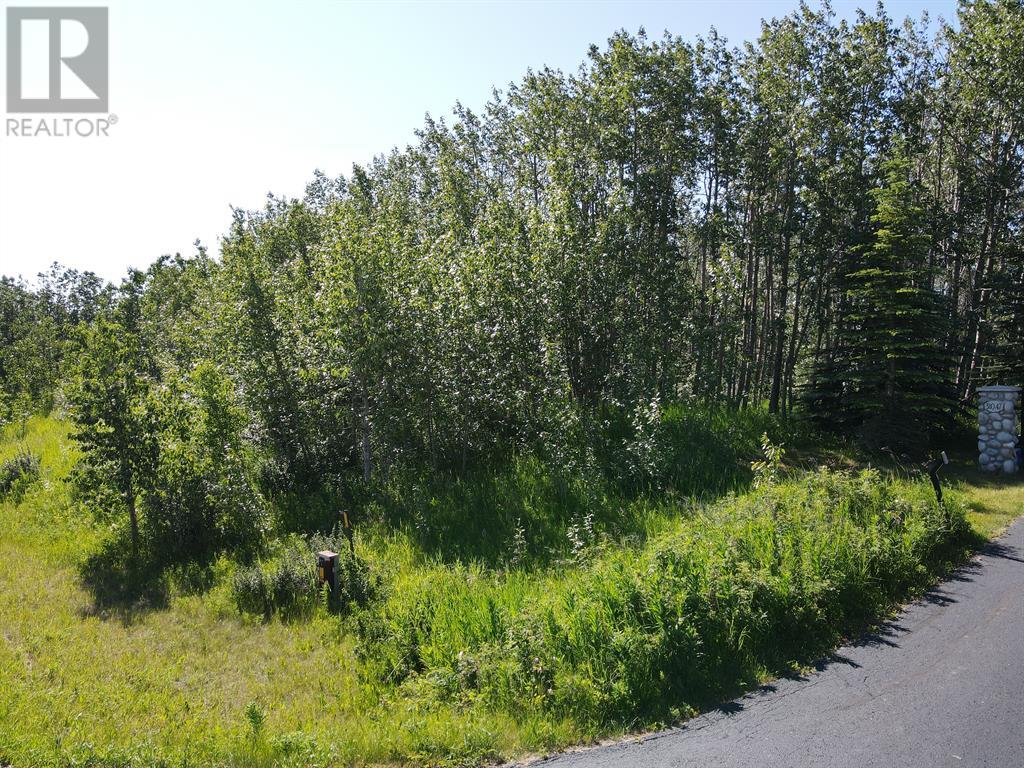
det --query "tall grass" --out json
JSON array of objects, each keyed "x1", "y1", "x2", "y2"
[
  {"x1": 357, "y1": 469, "x2": 970, "y2": 732},
  {"x1": 330, "y1": 404, "x2": 796, "y2": 568},
  {"x1": 0, "y1": 413, "x2": 984, "y2": 768}
]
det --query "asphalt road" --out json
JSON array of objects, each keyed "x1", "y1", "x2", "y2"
[{"x1": 528, "y1": 518, "x2": 1024, "y2": 768}]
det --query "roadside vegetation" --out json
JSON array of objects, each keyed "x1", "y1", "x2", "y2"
[
  {"x1": 1, "y1": 415, "x2": 1017, "y2": 767},
  {"x1": 0, "y1": 0, "x2": 1021, "y2": 765}
]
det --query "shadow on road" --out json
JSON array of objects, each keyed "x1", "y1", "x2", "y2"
[
  {"x1": 850, "y1": 619, "x2": 907, "y2": 649},
  {"x1": 982, "y1": 539, "x2": 1023, "y2": 563}
]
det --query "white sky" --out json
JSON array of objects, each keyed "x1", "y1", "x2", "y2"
[{"x1": 0, "y1": 0, "x2": 955, "y2": 283}]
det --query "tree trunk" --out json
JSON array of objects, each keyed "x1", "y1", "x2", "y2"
[{"x1": 126, "y1": 484, "x2": 139, "y2": 562}]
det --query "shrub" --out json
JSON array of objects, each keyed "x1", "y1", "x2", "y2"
[
  {"x1": 232, "y1": 545, "x2": 312, "y2": 619},
  {"x1": 0, "y1": 449, "x2": 41, "y2": 500},
  {"x1": 142, "y1": 364, "x2": 270, "y2": 564},
  {"x1": 309, "y1": 527, "x2": 375, "y2": 607},
  {"x1": 232, "y1": 528, "x2": 373, "y2": 618},
  {"x1": 231, "y1": 562, "x2": 271, "y2": 616},
  {"x1": 141, "y1": 454, "x2": 269, "y2": 566}
]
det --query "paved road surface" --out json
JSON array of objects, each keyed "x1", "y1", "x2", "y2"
[{"x1": 528, "y1": 518, "x2": 1024, "y2": 768}]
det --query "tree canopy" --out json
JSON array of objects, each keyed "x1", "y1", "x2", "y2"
[{"x1": 1, "y1": 0, "x2": 1021, "y2": 562}]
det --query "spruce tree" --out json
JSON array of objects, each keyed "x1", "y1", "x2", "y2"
[{"x1": 833, "y1": 154, "x2": 954, "y2": 451}]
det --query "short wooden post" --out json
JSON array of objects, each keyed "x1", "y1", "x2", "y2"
[{"x1": 316, "y1": 550, "x2": 339, "y2": 594}]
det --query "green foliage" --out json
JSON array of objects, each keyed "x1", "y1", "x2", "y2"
[
  {"x1": 352, "y1": 403, "x2": 788, "y2": 567},
  {"x1": 0, "y1": 2, "x2": 1020, "y2": 494},
  {"x1": 0, "y1": 448, "x2": 40, "y2": 510},
  {"x1": 751, "y1": 432, "x2": 785, "y2": 489},
  {"x1": 244, "y1": 700, "x2": 267, "y2": 743},
  {"x1": 1, "y1": 2, "x2": 1022, "y2": 762},
  {"x1": 231, "y1": 544, "x2": 315, "y2": 620},
  {"x1": 0, "y1": 448, "x2": 40, "y2": 496},
  {"x1": 808, "y1": 153, "x2": 955, "y2": 450},
  {"x1": 232, "y1": 528, "x2": 373, "y2": 618},
  {"x1": 188, "y1": 3, "x2": 1015, "y2": 500},
  {"x1": 0, "y1": 266, "x2": 108, "y2": 424},
  {"x1": 67, "y1": 300, "x2": 157, "y2": 558},
  {"x1": 982, "y1": 250, "x2": 1024, "y2": 385},
  {"x1": 602, "y1": 403, "x2": 794, "y2": 496},
  {"x1": 141, "y1": 361, "x2": 269, "y2": 563},
  {"x1": 4, "y1": 415, "x2": 1016, "y2": 768},
  {"x1": 357, "y1": 469, "x2": 970, "y2": 728},
  {"x1": 69, "y1": 289, "x2": 268, "y2": 578}
]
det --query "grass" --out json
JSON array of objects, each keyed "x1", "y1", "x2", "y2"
[
  {"x1": 949, "y1": 463, "x2": 1024, "y2": 539},
  {"x1": 0, "y1": 415, "x2": 1020, "y2": 767}
]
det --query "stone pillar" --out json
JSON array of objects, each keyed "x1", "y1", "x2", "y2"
[{"x1": 977, "y1": 385, "x2": 1020, "y2": 473}]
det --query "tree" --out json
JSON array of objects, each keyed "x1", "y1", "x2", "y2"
[
  {"x1": 10, "y1": 1, "x2": 1021, "y2": 513},
  {"x1": 69, "y1": 309, "x2": 156, "y2": 560},
  {"x1": 827, "y1": 153, "x2": 953, "y2": 449}
]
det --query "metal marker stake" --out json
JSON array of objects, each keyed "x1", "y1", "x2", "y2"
[{"x1": 927, "y1": 451, "x2": 949, "y2": 504}]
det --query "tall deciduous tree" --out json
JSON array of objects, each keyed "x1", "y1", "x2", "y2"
[{"x1": 69, "y1": 297, "x2": 156, "y2": 560}]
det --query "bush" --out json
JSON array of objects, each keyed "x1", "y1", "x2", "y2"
[
  {"x1": 141, "y1": 454, "x2": 268, "y2": 566},
  {"x1": 232, "y1": 545, "x2": 313, "y2": 619},
  {"x1": 232, "y1": 528, "x2": 374, "y2": 618},
  {"x1": 141, "y1": 364, "x2": 270, "y2": 564},
  {"x1": 309, "y1": 527, "x2": 375, "y2": 607},
  {"x1": 0, "y1": 449, "x2": 41, "y2": 500},
  {"x1": 231, "y1": 562, "x2": 271, "y2": 616}
]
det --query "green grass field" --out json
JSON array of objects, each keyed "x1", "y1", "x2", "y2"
[{"x1": 0, "y1": 416, "x2": 1020, "y2": 768}]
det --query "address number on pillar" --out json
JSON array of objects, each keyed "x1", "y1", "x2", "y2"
[{"x1": 982, "y1": 401, "x2": 1004, "y2": 413}]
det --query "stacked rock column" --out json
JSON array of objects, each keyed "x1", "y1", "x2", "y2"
[{"x1": 977, "y1": 385, "x2": 1020, "y2": 474}]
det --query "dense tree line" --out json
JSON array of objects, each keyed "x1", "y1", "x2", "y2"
[
  {"x1": 0, "y1": 265, "x2": 108, "y2": 422},
  {"x1": 1, "y1": 1, "x2": 1020, "y2": 561}
]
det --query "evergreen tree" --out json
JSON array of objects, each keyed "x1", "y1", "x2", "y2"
[{"x1": 832, "y1": 154, "x2": 954, "y2": 450}]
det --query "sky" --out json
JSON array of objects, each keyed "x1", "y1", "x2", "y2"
[{"x1": 0, "y1": 0, "x2": 958, "y2": 283}]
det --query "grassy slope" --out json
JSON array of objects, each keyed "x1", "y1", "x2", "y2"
[
  {"x1": 0, "y1": 419, "x2": 371, "y2": 767},
  {"x1": 0, "y1": 420, "x2": 578, "y2": 767},
  {"x1": 0, "y1": 417, "x2": 1020, "y2": 768},
  {"x1": 955, "y1": 465, "x2": 1024, "y2": 539}
]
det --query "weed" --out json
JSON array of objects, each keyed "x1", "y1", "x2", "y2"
[
  {"x1": 0, "y1": 449, "x2": 40, "y2": 500},
  {"x1": 244, "y1": 700, "x2": 267, "y2": 743}
]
